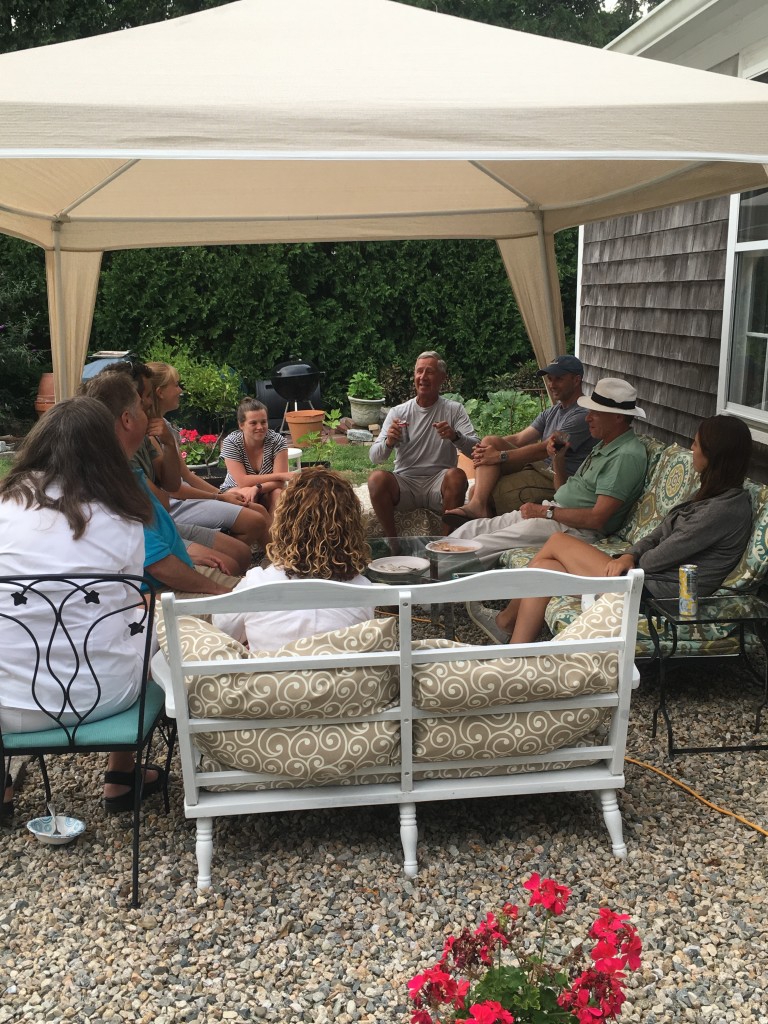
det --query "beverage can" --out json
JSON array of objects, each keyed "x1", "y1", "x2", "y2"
[{"x1": 679, "y1": 564, "x2": 698, "y2": 618}]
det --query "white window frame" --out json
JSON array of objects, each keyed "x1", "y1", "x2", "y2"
[{"x1": 717, "y1": 53, "x2": 768, "y2": 445}]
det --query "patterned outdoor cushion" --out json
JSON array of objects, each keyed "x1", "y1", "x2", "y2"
[
  {"x1": 410, "y1": 593, "x2": 622, "y2": 712},
  {"x1": 354, "y1": 483, "x2": 443, "y2": 538},
  {"x1": 719, "y1": 480, "x2": 768, "y2": 592},
  {"x1": 413, "y1": 707, "x2": 609, "y2": 761},
  {"x1": 616, "y1": 443, "x2": 699, "y2": 544},
  {"x1": 195, "y1": 719, "x2": 400, "y2": 783},
  {"x1": 197, "y1": 742, "x2": 602, "y2": 790},
  {"x1": 157, "y1": 615, "x2": 399, "y2": 720}
]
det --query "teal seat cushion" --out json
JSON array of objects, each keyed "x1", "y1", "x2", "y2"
[{"x1": 3, "y1": 680, "x2": 166, "y2": 752}]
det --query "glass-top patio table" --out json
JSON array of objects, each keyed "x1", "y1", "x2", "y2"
[{"x1": 365, "y1": 536, "x2": 490, "y2": 640}]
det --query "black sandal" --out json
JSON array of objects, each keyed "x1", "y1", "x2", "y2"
[
  {"x1": 2, "y1": 773, "x2": 13, "y2": 819},
  {"x1": 103, "y1": 764, "x2": 166, "y2": 814}
]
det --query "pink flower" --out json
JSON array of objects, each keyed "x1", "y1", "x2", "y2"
[
  {"x1": 180, "y1": 450, "x2": 188, "y2": 460},
  {"x1": 619, "y1": 927, "x2": 642, "y2": 972},
  {"x1": 200, "y1": 434, "x2": 219, "y2": 444},
  {"x1": 590, "y1": 908, "x2": 631, "y2": 941},
  {"x1": 179, "y1": 428, "x2": 199, "y2": 442},
  {"x1": 407, "y1": 965, "x2": 465, "y2": 1010},
  {"x1": 522, "y1": 873, "x2": 571, "y2": 916},
  {"x1": 501, "y1": 902, "x2": 518, "y2": 920},
  {"x1": 410, "y1": 1010, "x2": 435, "y2": 1024},
  {"x1": 466, "y1": 1000, "x2": 515, "y2": 1024}
]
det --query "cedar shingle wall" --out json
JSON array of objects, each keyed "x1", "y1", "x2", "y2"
[{"x1": 579, "y1": 197, "x2": 768, "y2": 482}]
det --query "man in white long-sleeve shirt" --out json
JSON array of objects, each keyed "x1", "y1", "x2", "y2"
[{"x1": 368, "y1": 351, "x2": 479, "y2": 537}]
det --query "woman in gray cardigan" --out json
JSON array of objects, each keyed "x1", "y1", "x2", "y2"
[{"x1": 469, "y1": 416, "x2": 754, "y2": 645}]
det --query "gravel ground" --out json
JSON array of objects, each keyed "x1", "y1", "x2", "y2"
[{"x1": 2, "y1": 605, "x2": 768, "y2": 1024}]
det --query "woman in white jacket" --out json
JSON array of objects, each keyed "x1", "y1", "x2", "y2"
[{"x1": 0, "y1": 396, "x2": 164, "y2": 816}]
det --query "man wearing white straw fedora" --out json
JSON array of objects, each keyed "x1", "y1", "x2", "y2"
[{"x1": 452, "y1": 378, "x2": 648, "y2": 603}]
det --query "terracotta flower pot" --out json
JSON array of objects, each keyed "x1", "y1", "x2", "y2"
[
  {"x1": 34, "y1": 372, "x2": 55, "y2": 418},
  {"x1": 285, "y1": 409, "x2": 325, "y2": 447}
]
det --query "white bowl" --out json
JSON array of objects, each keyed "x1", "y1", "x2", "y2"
[
  {"x1": 368, "y1": 555, "x2": 430, "y2": 582},
  {"x1": 27, "y1": 814, "x2": 85, "y2": 846}
]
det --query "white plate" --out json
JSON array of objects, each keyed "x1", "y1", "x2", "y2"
[
  {"x1": 27, "y1": 815, "x2": 86, "y2": 846},
  {"x1": 425, "y1": 539, "x2": 482, "y2": 555},
  {"x1": 369, "y1": 555, "x2": 430, "y2": 575}
]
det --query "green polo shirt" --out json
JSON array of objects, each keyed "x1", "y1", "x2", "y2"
[{"x1": 554, "y1": 428, "x2": 647, "y2": 535}]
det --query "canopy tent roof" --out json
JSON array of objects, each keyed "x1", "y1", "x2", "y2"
[{"x1": 1, "y1": 0, "x2": 768, "y2": 397}]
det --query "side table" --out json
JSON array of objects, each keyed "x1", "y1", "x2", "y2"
[{"x1": 643, "y1": 593, "x2": 768, "y2": 755}]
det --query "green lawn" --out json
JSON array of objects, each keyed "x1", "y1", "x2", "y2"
[
  {"x1": 0, "y1": 447, "x2": 376, "y2": 485},
  {"x1": 320, "y1": 442, "x2": 377, "y2": 486}
]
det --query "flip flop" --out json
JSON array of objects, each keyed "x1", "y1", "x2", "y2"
[{"x1": 441, "y1": 508, "x2": 478, "y2": 532}]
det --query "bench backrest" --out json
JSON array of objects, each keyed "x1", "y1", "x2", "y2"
[{"x1": 159, "y1": 569, "x2": 644, "y2": 802}]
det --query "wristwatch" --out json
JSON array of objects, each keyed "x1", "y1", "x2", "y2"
[
  {"x1": 545, "y1": 506, "x2": 555, "y2": 520},
  {"x1": 499, "y1": 451, "x2": 509, "y2": 463}
]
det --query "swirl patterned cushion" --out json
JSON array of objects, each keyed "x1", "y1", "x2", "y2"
[
  {"x1": 413, "y1": 707, "x2": 608, "y2": 762},
  {"x1": 407, "y1": 593, "x2": 623, "y2": 762},
  {"x1": 156, "y1": 615, "x2": 399, "y2": 720},
  {"x1": 156, "y1": 615, "x2": 402, "y2": 784},
  {"x1": 196, "y1": 719, "x2": 401, "y2": 784}
]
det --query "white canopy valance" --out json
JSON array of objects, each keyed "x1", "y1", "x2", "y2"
[{"x1": 1, "y1": 0, "x2": 767, "y2": 396}]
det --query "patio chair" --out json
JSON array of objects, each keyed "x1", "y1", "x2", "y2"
[{"x1": 0, "y1": 574, "x2": 173, "y2": 907}]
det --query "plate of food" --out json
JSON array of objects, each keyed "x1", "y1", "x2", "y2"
[
  {"x1": 368, "y1": 555, "x2": 430, "y2": 583},
  {"x1": 424, "y1": 539, "x2": 482, "y2": 555}
]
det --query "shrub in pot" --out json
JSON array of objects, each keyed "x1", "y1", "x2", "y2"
[{"x1": 348, "y1": 371, "x2": 384, "y2": 428}]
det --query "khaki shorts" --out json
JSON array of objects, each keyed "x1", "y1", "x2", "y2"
[
  {"x1": 395, "y1": 470, "x2": 450, "y2": 514},
  {"x1": 492, "y1": 461, "x2": 555, "y2": 515}
]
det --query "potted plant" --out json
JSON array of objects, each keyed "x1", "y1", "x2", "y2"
[
  {"x1": 176, "y1": 428, "x2": 224, "y2": 476},
  {"x1": 299, "y1": 409, "x2": 342, "y2": 467},
  {"x1": 348, "y1": 370, "x2": 385, "y2": 428}
]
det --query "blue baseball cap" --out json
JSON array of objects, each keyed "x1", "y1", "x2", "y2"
[{"x1": 537, "y1": 354, "x2": 584, "y2": 377}]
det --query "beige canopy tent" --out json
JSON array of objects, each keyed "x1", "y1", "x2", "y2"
[{"x1": 1, "y1": 0, "x2": 768, "y2": 399}]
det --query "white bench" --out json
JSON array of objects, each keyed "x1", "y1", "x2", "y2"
[{"x1": 152, "y1": 568, "x2": 643, "y2": 890}]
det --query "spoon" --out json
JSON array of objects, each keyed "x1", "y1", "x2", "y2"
[{"x1": 47, "y1": 802, "x2": 60, "y2": 835}]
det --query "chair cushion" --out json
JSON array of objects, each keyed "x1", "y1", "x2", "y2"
[
  {"x1": 719, "y1": 480, "x2": 768, "y2": 592},
  {"x1": 157, "y1": 615, "x2": 399, "y2": 720},
  {"x1": 196, "y1": 719, "x2": 401, "y2": 783},
  {"x1": 413, "y1": 707, "x2": 609, "y2": 762},
  {"x1": 3, "y1": 679, "x2": 166, "y2": 752},
  {"x1": 616, "y1": 443, "x2": 699, "y2": 544}
]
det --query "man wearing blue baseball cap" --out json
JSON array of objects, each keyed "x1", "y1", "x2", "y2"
[{"x1": 443, "y1": 354, "x2": 596, "y2": 529}]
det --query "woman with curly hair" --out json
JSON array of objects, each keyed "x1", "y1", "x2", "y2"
[{"x1": 213, "y1": 467, "x2": 375, "y2": 650}]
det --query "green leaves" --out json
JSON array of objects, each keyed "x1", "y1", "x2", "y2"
[
  {"x1": 348, "y1": 372, "x2": 384, "y2": 400},
  {"x1": 444, "y1": 389, "x2": 544, "y2": 439}
]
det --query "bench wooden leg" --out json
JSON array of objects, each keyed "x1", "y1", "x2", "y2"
[
  {"x1": 399, "y1": 803, "x2": 418, "y2": 877},
  {"x1": 598, "y1": 790, "x2": 627, "y2": 859},
  {"x1": 196, "y1": 817, "x2": 214, "y2": 889}
]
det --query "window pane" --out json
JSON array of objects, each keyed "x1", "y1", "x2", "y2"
[
  {"x1": 729, "y1": 250, "x2": 768, "y2": 410},
  {"x1": 737, "y1": 188, "x2": 768, "y2": 243}
]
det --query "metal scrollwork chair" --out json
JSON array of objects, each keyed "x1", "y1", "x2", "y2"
[{"x1": 0, "y1": 574, "x2": 174, "y2": 907}]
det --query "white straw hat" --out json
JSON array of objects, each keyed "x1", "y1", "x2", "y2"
[{"x1": 577, "y1": 378, "x2": 646, "y2": 419}]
